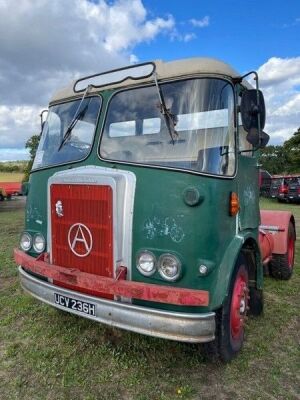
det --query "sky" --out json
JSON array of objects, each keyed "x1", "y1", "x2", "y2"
[{"x1": 0, "y1": 0, "x2": 299, "y2": 161}]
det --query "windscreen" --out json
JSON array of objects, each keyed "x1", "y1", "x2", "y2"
[
  {"x1": 100, "y1": 78, "x2": 235, "y2": 176},
  {"x1": 33, "y1": 96, "x2": 101, "y2": 169}
]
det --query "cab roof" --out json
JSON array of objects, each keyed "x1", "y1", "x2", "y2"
[{"x1": 50, "y1": 57, "x2": 246, "y2": 104}]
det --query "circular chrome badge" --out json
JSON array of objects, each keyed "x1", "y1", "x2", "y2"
[{"x1": 68, "y1": 223, "x2": 93, "y2": 257}]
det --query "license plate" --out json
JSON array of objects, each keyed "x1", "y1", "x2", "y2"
[
  {"x1": 54, "y1": 293, "x2": 96, "y2": 316},
  {"x1": 289, "y1": 196, "x2": 294, "y2": 199}
]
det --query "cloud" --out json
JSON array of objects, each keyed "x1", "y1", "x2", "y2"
[
  {"x1": 0, "y1": 105, "x2": 41, "y2": 148},
  {"x1": 257, "y1": 57, "x2": 300, "y2": 144},
  {"x1": 258, "y1": 57, "x2": 300, "y2": 87},
  {"x1": 129, "y1": 54, "x2": 140, "y2": 64},
  {"x1": 282, "y1": 17, "x2": 300, "y2": 28},
  {"x1": 183, "y1": 33, "x2": 197, "y2": 42},
  {"x1": 0, "y1": 0, "x2": 175, "y2": 160},
  {"x1": 0, "y1": 148, "x2": 29, "y2": 162},
  {"x1": 189, "y1": 16, "x2": 210, "y2": 28}
]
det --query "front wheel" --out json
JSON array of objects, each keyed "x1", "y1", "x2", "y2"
[{"x1": 204, "y1": 256, "x2": 249, "y2": 362}]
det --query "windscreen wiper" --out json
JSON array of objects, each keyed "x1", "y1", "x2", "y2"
[
  {"x1": 153, "y1": 72, "x2": 178, "y2": 144},
  {"x1": 57, "y1": 85, "x2": 91, "y2": 152}
]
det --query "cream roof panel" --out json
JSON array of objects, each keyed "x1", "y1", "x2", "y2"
[{"x1": 50, "y1": 58, "x2": 244, "y2": 104}]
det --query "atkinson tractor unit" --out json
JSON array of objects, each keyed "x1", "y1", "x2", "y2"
[{"x1": 15, "y1": 58, "x2": 296, "y2": 361}]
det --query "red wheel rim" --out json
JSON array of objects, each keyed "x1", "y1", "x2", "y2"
[
  {"x1": 287, "y1": 236, "x2": 295, "y2": 269},
  {"x1": 230, "y1": 271, "x2": 248, "y2": 340}
]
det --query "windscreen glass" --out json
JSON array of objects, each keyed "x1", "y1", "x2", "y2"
[
  {"x1": 33, "y1": 96, "x2": 101, "y2": 169},
  {"x1": 100, "y1": 78, "x2": 235, "y2": 176},
  {"x1": 271, "y1": 179, "x2": 282, "y2": 186}
]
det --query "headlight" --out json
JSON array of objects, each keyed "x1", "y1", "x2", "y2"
[
  {"x1": 20, "y1": 232, "x2": 32, "y2": 252},
  {"x1": 136, "y1": 251, "x2": 156, "y2": 276},
  {"x1": 33, "y1": 233, "x2": 46, "y2": 253},
  {"x1": 158, "y1": 253, "x2": 181, "y2": 281}
]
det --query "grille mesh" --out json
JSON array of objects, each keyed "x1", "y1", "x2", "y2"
[{"x1": 50, "y1": 184, "x2": 113, "y2": 297}]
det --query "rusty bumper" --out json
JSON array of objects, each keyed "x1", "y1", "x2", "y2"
[
  {"x1": 14, "y1": 249, "x2": 209, "y2": 306},
  {"x1": 17, "y1": 262, "x2": 215, "y2": 343}
]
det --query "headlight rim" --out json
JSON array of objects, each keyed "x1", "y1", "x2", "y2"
[
  {"x1": 136, "y1": 250, "x2": 157, "y2": 277},
  {"x1": 157, "y1": 253, "x2": 182, "y2": 282},
  {"x1": 32, "y1": 233, "x2": 46, "y2": 254},
  {"x1": 20, "y1": 232, "x2": 32, "y2": 252}
]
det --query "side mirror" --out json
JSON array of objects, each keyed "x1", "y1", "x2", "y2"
[{"x1": 240, "y1": 89, "x2": 269, "y2": 148}]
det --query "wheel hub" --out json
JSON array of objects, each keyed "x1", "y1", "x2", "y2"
[
  {"x1": 230, "y1": 274, "x2": 248, "y2": 340},
  {"x1": 239, "y1": 297, "x2": 246, "y2": 314}
]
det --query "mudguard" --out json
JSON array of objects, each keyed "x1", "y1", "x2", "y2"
[
  {"x1": 211, "y1": 231, "x2": 262, "y2": 310},
  {"x1": 260, "y1": 210, "x2": 296, "y2": 255}
]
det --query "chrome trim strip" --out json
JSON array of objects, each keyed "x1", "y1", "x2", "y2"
[{"x1": 19, "y1": 267, "x2": 215, "y2": 343}]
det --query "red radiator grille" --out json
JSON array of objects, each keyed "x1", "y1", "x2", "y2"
[{"x1": 50, "y1": 184, "x2": 113, "y2": 298}]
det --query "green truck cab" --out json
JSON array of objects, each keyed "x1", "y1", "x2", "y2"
[{"x1": 15, "y1": 58, "x2": 296, "y2": 361}]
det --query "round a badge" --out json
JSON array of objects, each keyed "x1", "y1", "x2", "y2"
[{"x1": 68, "y1": 223, "x2": 93, "y2": 257}]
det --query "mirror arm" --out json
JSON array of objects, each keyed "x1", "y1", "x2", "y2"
[
  {"x1": 238, "y1": 146, "x2": 260, "y2": 154},
  {"x1": 239, "y1": 71, "x2": 259, "y2": 89},
  {"x1": 39, "y1": 109, "x2": 48, "y2": 135},
  {"x1": 238, "y1": 71, "x2": 261, "y2": 126}
]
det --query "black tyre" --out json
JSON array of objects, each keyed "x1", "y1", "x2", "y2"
[
  {"x1": 269, "y1": 222, "x2": 295, "y2": 280},
  {"x1": 249, "y1": 287, "x2": 263, "y2": 316},
  {"x1": 203, "y1": 256, "x2": 249, "y2": 362}
]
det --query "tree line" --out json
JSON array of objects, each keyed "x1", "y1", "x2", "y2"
[
  {"x1": 0, "y1": 161, "x2": 27, "y2": 173},
  {"x1": 259, "y1": 127, "x2": 300, "y2": 174}
]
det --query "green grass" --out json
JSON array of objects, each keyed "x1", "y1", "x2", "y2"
[
  {"x1": 0, "y1": 172, "x2": 24, "y2": 182},
  {"x1": 0, "y1": 199, "x2": 299, "y2": 400}
]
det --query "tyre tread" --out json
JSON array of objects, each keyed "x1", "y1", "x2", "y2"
[{"x1": 269, "y1": 253, "x2": 292, "y2": 280}]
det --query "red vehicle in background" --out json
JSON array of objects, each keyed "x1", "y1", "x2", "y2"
[
  {"x1": 270, "y1": 176, "x2": 288, "y2": 202},
  {"x1": 259, "y1": 169, "x2": 272, "y2": 197},
  {"x1": 287, "y1": 176, "x2": 300, "y2": 203},
  {"x1": 270, "y1": 175, "x2": 300, "y2": 202},
  {"x1": 278, "y1": 178, "x2": 289, "y2": 202},
  {"x1": 0, "y1": 182, "x2": 22, "y2": 201}
]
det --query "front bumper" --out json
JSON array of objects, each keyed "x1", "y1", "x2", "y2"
[{"x1": 19, "y1": 266, "x2": 215, "y2": 343}]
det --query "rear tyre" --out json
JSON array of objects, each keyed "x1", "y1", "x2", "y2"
[
  {"x1": 249, "y1": 287, "x2": 263, "y2": 316},
  {"x1": 269, "y1": 222, "x2": 295, "y2": 280},
  {"x1": 203, "y1": 256, "x2": 249, "y2": 362}
]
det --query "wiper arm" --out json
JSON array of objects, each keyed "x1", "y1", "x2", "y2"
[
  {"x1": 57, "y1": 85, "x2": 91, "y2": 152},
  {"x1": 153, "y1": 72, "x2": 178, "y2": 144}
]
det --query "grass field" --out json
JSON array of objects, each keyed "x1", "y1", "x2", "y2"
[
  {"x1": 0, "y1": 199, "x2": 299, "y2": 400},
  {"x1": 0, "y1": 172, "x2": 24, "y2": 182}
]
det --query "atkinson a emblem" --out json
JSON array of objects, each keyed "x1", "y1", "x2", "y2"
[{"x1": 68, "y1": 223, "x2": 93, "y2": 257}]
